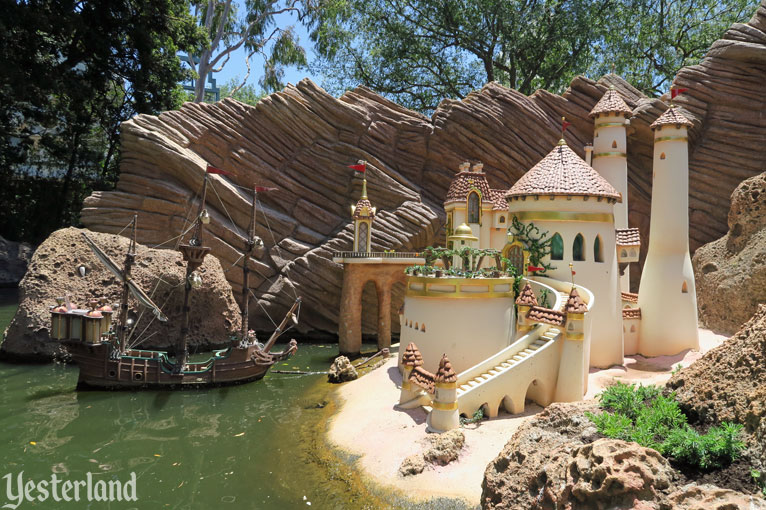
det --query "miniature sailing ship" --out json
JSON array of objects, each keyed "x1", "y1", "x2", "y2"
[{"x1": 52, "y1": 173, "x2": 299, "y2": 389}]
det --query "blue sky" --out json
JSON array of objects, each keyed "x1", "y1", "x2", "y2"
[{"x1": 191, "y1": 8, "x2": 323, "y2": 96}]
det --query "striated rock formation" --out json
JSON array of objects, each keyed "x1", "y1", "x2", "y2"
[
  {"x1": 0, "y1": 227, "x2": 241, "y2": 361},
  {"x1": 693, "y1": 171, "x2": 766, "y2": 335},
  {"x1": 80, "y1": 1, "x2": 766, "y2": 336},
  {"x1": 481, "y1": 401, "x2": 766, "y2": 510},
  {"x1": 0, "y1": 236, "x2": 32, "y2": 287}
]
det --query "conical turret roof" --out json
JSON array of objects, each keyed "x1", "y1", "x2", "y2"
[
  {"x1": 402, "y1": 342, "x2": 424, "y2": 367},
  {"x1": 564, "y1": 288, "x2": 588, "y2": 313},
  {"x1": 650, "y1": 105, "x2": 693, "y2": 130},
  {"x1": 589, "y1": 88, "x2": 632, "y2": 118},
  {"x1": 506, "y1": 141, "x2": 622, "y2": 201},
  {"x1": 515, "y1": 283, "x2": 539, "y2": 306},
  {"x1": 434, "y1": 354, "x2": 457, "y2": 383}
]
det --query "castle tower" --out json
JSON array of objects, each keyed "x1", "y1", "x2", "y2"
[
  {"x1": 399, "y1": 342, "x2": 424, "y2": 404},
  {"x1": 589, "y1": 87, "x2": 632, "y2": 292},
  {"x1": 351, "y1": 177, "x2": 376, "y2": 252},
  {"x1": 506, "y1": 139, "x2": 623, "y2": 368},
  {"x1": 555, "y1": 288, "x2": 589, "y2": 401},
  {"x1": 515, "y1": 282, "x2": 538, "y2": 334},
  {"x1": 637, "y1": 105, "x2": 699, "y2": 356},
  {"x1": 427, "y1": 354, "x2": 459, "y2": 432}
]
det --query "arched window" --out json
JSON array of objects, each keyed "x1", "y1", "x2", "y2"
[
  {"x1": 630, "y1": 325, "x2": 636, "y2": 333},
  {"x1": 446, "y1": 213, "x2": 453, "y2": 236},
  {"x1": 499, "y1": 215, "x2": 505, "y2": 224},
  {"x1": 357, "y1": 222, "x2": 368, "y2": 252},
  {"x1": 594, "y1": 235, "x2": 604, "y2": 263},
  {"x1": 621, "y1": 249, "x2": 628, "y2": 258},
  {"x1": 660, "y1": 152, "x2": 666, "y2": 160},
  {"x1": 681, "y1": 281, "x2": 688, "y2": 293},
  {"x1": 467, "y1": 192, "x2": 480, "y2": 223},
  {"x1": 421, "y1": 323, "x2": 426, "y2": 332},
  {"x1": 573, "y1": 234, "x2": 585, "y2": 261},
  {"x1": 612, "y1": 140, "x2": 618, "y2": 148},
  {"x1": 551, "y1": 233, "x2": 564, "y2": 260}
]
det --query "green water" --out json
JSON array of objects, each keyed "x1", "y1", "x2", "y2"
[{"x1": 0, "y1": 290, "x2": 379, "y2": 509}]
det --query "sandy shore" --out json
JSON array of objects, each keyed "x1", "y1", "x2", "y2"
[{"x1": 327, "y1": 329, "x2": 728, "y2": 506}]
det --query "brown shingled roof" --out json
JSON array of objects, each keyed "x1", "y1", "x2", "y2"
[
  {"x1": 527, "y1": 306, "x2": 567, "y2": 326},
  {"x1": 589, "y1": 88, "x2": 632, "y2": 118},
  {"x1": 515, "y1": 283, "x2": 539, "y2": 307},
  {"x1": 445, "y1": 166, "x2": 493, "y2": 205},
  {"x1": 408, "y1": 366, "x2": 435, "y2": 393},
  {"x1": 650, "y1": 105, "x2": 693, "y2": 130},
  {"x1": 402, "y1": 342, "x2": 424, "y2": 367},
  {"x1": 564, "y1": 288, "x2": 588, "y2": 313},
  {"x1": 435, "y1": 354, "x2": 457, "y2": 384},
  {"x1": 506, "y1": 142, "x2": 622, "y2": 201},
  {"x1": 623, "y1": 308, "x2": 642, "y2": 319},
  {"x1": 621, "y1": 292, "x2": 639, "y2": 303},
  {"x1": 489, "y1": 189, "x2": 507, "y2": 210},
  {"x1": 353, "y1": 197, "x2": 375, "y2": 219},
  {"x1": 616, "y1": 228, "x2": 641, "y2": 246}
]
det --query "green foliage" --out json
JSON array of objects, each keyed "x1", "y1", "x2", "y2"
[
  {"x1": 539, "y1": 288, "x2": 552, "y2": 309},
  {"x1": 0, "y1": 0, "x2": 202, "y2": 243},
  {"x1": 752, "y1": 469, "x2": 766, "y2": 497},
  {"x1": 663, "y1": 422, "x2": 745, "y2": 469},
  {"x1": 509, "y1": 216, "x2": 554, "y2": 274},
  {"x1": 308, "y1": 0, "x2": 753, "y2": 112},
  {"x1": 589, "y1": 382, "x2": 745, "y2": 470},
  {"x1": 460, "y1": 407, "x2": 485, "y2": 426}
]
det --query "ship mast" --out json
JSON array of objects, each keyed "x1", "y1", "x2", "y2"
[
  {"x1": 117, "y1": 215, "x2": 138, "y2": 353},
  {"x1": 240, "y1": 186, "x2": 257, "y2": 342},
  {"x1": 176, "y1": 174, "x2": 212, "y2": 372}
]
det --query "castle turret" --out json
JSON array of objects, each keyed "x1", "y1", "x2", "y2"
[
  {"x1": 555, "y1": 287, "x2": 589, "y2": 401},
  {"x1": 399, "y1": 342, "x2": 424, "y2": 404},
  {"x1": 589, "y1": 87, "x2": 632, "y2": 292},
  {"x1": 426, "y1": 354, "x2": 459, "y2": 432},
  {"x1": 351, "y1": 176, "x2": 376, "y2": 252},
  {"x1": 637, "y1": 105, "x2": 699, "y2": 356},
  {"x1": 515, "y1": 282, "x2": 538, "y2": 334}
]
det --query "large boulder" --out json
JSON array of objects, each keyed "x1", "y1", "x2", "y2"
[
  {"x1": 694, "y1": 171, "x2": 766, "y2": 335},
  {"x1": 668, "y1": 304, "x2": 766, "y2": 465},
  {"x1": 0, "y1": 227, "x2": 241, "y2": 361},
  {"x1": 79, "y1": 1, "x2": 766, "y2": 337},
  {"x1": 0, "y1": 236, "x2": 32, "y2": 287}
]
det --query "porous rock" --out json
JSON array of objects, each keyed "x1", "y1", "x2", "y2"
[
  {"x1": 327, "y1": 355, "x2": 358, "y2": 383},
  {"x1": 78, "y1": 1, "x2": 766, "y2": 335},
  {"x1": 0, "y1": 227, "x2": 241, "y2": 361},
  {"x1": 694, "y1": 171, "x2": 766, "y2": 335},
  {"x1": 423, "y1": 429, "x2": 465, "y2": 466},
  {"x1": 398, "y1": 453, "x2": 426, "y2": 477},
  {"x1": 668, "y1": 304, "x2": 766, "y2": 466},
  {"x1": 668, "y1": 484, "x2": 766, "y2": 510}
]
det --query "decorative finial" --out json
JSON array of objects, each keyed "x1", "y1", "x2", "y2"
[
  {"x1": 348, "y1": 160, "x2": 368, "y2": 199},
  {"x1": 561, "y1": 117, "x2": 571, "y2": 139},
  {"x1": 569, "y1": 262, "x2": 576, "y2": 289}
]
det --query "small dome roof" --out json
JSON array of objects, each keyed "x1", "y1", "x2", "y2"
[
  {"x1": 449, "y1": 223, "x2": 478, "y2": 242},
  {"x1": 506, "y1": 141, "x2": 622, "y2": 201},
  {"x1": 589, "y1": 88, "x2": 632, "y2": 118},
  {"x1": 650, "y1": 105, "x2": 693, "y2": 130}
]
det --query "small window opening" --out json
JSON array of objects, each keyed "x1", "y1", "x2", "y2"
[
  {"x1": 660, "y1": 152, "x2": 666, "y2": 160},
  {"x1": 612, "y1": 140, "x2": 617, "y2": 148},
  {"x1": 573, "y1": 234, "x2": 585, "y2": 261},
  {"x1": 681, "y1": 281, "x2": 688, "y2": 293}
]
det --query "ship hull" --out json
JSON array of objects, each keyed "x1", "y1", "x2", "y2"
[{"x1": 63, "y1": 341, "x2": 296, "y2": 390}]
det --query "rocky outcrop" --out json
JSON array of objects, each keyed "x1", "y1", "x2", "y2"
[
  {"x1": 481, "y1": 401, "x2": 766, "y2": 510},
  {"x1": 0, "y1": 227, "x2": 241, "y2": 361},
  {"x1": 327, "y1": 355, "x2": 358, "y2": 383},
  {"x1": 668, "y1": 304, "x2": 766, "y2": 466},
  {"x1": 79, "y1": 1, "x2": 766, "y2": 336},
  {"x1": 398, "y1": 429, "x2": 465, "y2": 477},
  {"x1": 694, "y1": 171, "x2": 766, "y2": 335},
  {"x1": 0, "y1": 236, "x2": 32, "y2": 287}
]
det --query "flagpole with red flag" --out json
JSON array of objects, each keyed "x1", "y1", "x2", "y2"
[
  {"x1": 349, "y1": 160, "x2": 368, "y2": 198},
  {"x1": 206, "y1": 164, "x2": 235, "y2": 176}
]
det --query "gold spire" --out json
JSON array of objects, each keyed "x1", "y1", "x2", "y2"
[
  {"x1": 361, "y1": 177, "x2": 368, "y2": 199},
  {"x1": 557, "y1": 138, "x2": 566, "y2": 146}
]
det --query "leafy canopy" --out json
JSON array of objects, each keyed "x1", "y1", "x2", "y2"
[{"x1": 307, "y1": 0, "x2": 756, "y2": 112}]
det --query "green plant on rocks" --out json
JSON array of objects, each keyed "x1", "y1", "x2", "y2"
[{"x1": 587, "y1": 382, "x2": 745, "y2": 470}]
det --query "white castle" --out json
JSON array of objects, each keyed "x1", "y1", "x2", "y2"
[{"x1": 344, "y1": 87, "x2": 700, "y2": 432}]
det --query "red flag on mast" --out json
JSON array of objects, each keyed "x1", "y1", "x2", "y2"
[
  {"x1": 562, "y1": 119, "x2": 572, "y2": 132},
  {"x1": 254, "y1": 186, "x2": 278, "y2": 192},
  {"x1": 348, "y1": 162, "x2": 366, "y2": 173},
  {"x1": 206, "y1": 164, "x2": 234, "y2": 176},
  {"x1": 671, "y1": 87, "x2": 688, "y2": 99}
]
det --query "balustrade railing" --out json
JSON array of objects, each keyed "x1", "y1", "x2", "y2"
[{"x1": 333, "y1": 251, "x2": 423, "y2": 259}]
